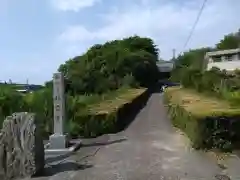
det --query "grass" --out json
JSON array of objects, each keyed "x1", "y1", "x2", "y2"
[
  {"x1": 22, "y1": 86, "x2": 146, "y2": 116},
  {"x1": 68, "y1": 87, "x2": 147, "y2": 138},
  {"x1": 0, "y1": 84, "x2": 27, "y2": 90},
  {"x1": 0, "y1": 86, "x2": 147, "y2": 138},
  {"x1": 166, "y1": 86, "x2": 240, "y2": 118},
  {"x1": 87, "y1": 88, "x2": 146, "y2": 114},
  {"x1": 165, "y1": 87, "x2": 240, "y2": 150}
]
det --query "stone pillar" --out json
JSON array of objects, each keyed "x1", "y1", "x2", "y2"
[{"x1": 49, "y1": 72, "x2": 67, "y2": 149}]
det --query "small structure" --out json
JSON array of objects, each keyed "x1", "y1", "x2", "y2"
[
  {"x1": 157, "y1": 61, "x2": 174, "y2": 72},
  {"x1": 45, "y1": 72, "x2": 81, "y2": 157},
  {"x1": 205, "y1": 48, "x2": 240, "y2": 71},
  {"x1": 49, "y1": 72, "x2": 67, "y2": 149},
  {"x1": 16, "y1": 89, "x2": 31, "y2": 94}
]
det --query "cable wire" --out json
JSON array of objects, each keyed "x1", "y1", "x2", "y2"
[{"x1": 180, "y1": 0, "x2": 208, "y2": 55}]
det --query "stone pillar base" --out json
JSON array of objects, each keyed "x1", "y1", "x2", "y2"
[{"x1": 49, "y1": 134, "x2": 66, "y2": 149}]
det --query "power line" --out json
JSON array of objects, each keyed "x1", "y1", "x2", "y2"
[{"x1": 180, "y1": 0, "x2": 208, "y2": 54}]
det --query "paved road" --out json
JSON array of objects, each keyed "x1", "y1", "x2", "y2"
[{"x1": 30, "y1": 92, "x2": 240, "y2": 180}]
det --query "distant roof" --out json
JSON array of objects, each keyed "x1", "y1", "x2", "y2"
[
  {"x1": 16, "y1": 89, "x2": 28, "y2": 92},
  {"x1": 157, "y1": 61, "x2": 174, "y2": 72},
  {"x1": 157, "y1": 61, "x2": 173, "y2": 65},
  {"x1": 205, "y1": 48, "x2": 240, "y2": 57}
]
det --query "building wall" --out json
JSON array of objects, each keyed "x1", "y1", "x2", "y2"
[
  {"x1": 207, "y1": 60, "x2": 240, "y2": 71},
  {"x1": 157, "y1": 62, "x2": 174, "y2": 72},
  {"x1": 206, "y1": 52, "x2": 240, "y2": 71},
  {"x1": 208, "y1": 54, "x2": 239, "y2": 62}
]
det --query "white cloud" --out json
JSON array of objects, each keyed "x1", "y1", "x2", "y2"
[
  {"x1": 60, "y1": 26, "x2": 96, "y2": 41},
  {"x1": 59, "y1": 0, "x2": 240, "y2": 59},
  {"x1": 51, "y1": 0, "x2": 101, "y2": 12}
]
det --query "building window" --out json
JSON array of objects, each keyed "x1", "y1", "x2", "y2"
[
  {"x1": 212, "y1": 56, "x2": 222, "y2": 62},
  {"x1": 225, "y1": 54, "x2": 234, "y2": 61}
]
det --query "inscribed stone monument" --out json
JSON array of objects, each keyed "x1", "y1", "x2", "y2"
[
  {"x1": 49, "y1": 72, "x2": 67, "y2": 149},
  {"x1": 0, "y1": 112, "x2": 45, "y2": 180}
]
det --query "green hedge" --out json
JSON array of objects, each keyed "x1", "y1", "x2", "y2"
[
  {"x1": 164, "y1": 87, "x2": 240, "y2": 151},
  {"x1": 171, "y1": 67, "x2": 240, "y2": 106},
  {"x1": 0, "y1": 87, "x2": 29, "y2": 128},
  {"x1": 25, "y1": 88, "x2": 150, "y2": 138},
  {"x1": 69, "y1": 88, "x2": 151, "y2": 138},
  {"x1": 0, "y1": 87, "x2": 151, "y2": 139},
  {"x1": 68, "y1": 112, "x2": 117, "y2": 138}
]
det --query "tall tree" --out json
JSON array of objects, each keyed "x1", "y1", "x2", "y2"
[
  {"x1": 57, "y1": 36, "x2": 160, "y2": 95},
  {"x1": 174, "y1": 47, "x2": 213, "y2": 70},
  {"x1": 216, "y1": 29, "x2": 240, "y2": 50}
]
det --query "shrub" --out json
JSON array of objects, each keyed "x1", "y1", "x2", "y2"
[
  {"x1": 0, "y1": 88, "x2": 28, "y2": 128},
  {"x1": 173, "y1": 67, "x2": 240, "y2": 104},
  {"x1": 164, "y1": 87, "x2": 240, "y2": 151},
  {"x1": 0, "y1": 87, "x2": 148, "y2": 139},
  {"x1": 69, "y1": 88, "x2": 150, "y2": 138},
  {"x1": 224, "y1": 91, "x2": 240, "y2": 107},
  {"x1": 0, "y1": 81, "x2": 151, "y2": 140},
  {"x1": 0, "y1": 36, "x2": 159, "y2": 139},
  {"x1": 58, "y1": 36, "x2": 159, "y2": 94}
]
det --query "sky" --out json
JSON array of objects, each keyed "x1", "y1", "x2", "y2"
[{"x1": 0, "y1": 0, "x2": 239, "y2": 84}]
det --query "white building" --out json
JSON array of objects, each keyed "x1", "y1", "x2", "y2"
[
  {"x1": 205, "y1": 48, "x2": 240, "y2": 71},
  {"x1": 157, "y1": 61, "x2": 174, "y2": 72}
]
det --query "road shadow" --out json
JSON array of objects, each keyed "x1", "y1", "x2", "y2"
[
  {"x1": 36, "y1": 138, "x2": 127, "y2": 178},
  {"x1": 33, "y1": 162, "x2": 93, "y2": 178},
  {"x1": 45, "y1": 152, "x2": 75, "y2": 165},
  {"x1": 46, "y1": 137, "x2": 127, "y2": 165},
  {"x1": 81, "y1": 137, "x2": 127, "y2": 148},
  {"x1": 116, "y1": 83, "x2": 167, "y2": 132},
  {"x1": 116, "y1": 87, "x2": 153, "y2": 132}
]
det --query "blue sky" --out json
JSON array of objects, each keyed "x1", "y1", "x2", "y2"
[{"x1": 0, "y1": 0, "x2": 240, "y2": 84}]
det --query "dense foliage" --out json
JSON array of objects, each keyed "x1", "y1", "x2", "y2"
[
  {"x1": 58, "y1": 36, "x2": 159, "y2": 94},
  {"x1": 0, "y1": 36, "x2": 160, "y2": 137},
  {"x1": 0, "y1": 86, "x2": 148, "y2": 138},
  {"x1": 0, "y1": 87, "x2": 27, "y2": 127},
  {"x1": 216, "y1": 30, "x2": 240, "y2": 50},
  {"x1": 166, "y1": 29, "x2": 240, "y2": 151},
  {"x1": 164, "y1": 87, "x2": 240, "y2": 151},
  {"x1": 171, "y1": 29, "x2": 240, "y2": 104},
  {"x1": 176, "y1": 67, "x2": 240, "y2": 105},
  {"x1": 173, "y1": 47, "x2": 213, "y2": 70},
  {"x1": 173, "y1": 29, "x2": 240, "y2": 71}
]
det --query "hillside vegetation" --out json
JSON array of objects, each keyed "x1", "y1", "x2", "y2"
[
  {"x1": 171, "y1": 29, "x2": 240, "y2": 103},
  {"x1": 52, "y1": 36, "x2": 159, "y2": 95},
  {"x1": 0, "y1": 36, "x2": 160, "y2": 138},
  {"x1": 165, "y1": 87, "x2": 240, "y2": 151},
  {"x1": 165, "y1": 29, "x2": 240, "y2": 151}
]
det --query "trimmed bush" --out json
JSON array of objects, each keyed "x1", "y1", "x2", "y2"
[
  {"x1": 0, "y1": 86, "x2": 151, "y2": 139},
  {"x1": 0, "y1": 87, "x2": 28, "y2": 128},
  {"x1": 171, "y1": 66, "x2": 240, "y2": 106},
  {"x1": 69, "y1": 88, "x2": 151, "y2": 138},
  {"x1": 164, "y1": 87, "x2": 240, "y2": 151},
  {"x1": 0, "y1": 87, "x2": 151, "y2": 139}
]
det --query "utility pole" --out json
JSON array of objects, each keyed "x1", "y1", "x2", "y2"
[
  {"x1": 238, "y1": 29, "x2": 240, "y2": 49},
  {"x1": 172, "y1": 49, "x2": 176, "y2": 61}
]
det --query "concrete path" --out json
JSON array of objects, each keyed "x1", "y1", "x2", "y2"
[{"x1": 30, "y1": 92, "x2": 240, "y2": 180}]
